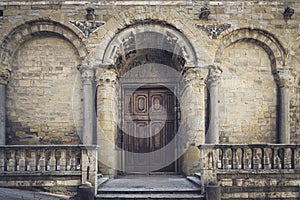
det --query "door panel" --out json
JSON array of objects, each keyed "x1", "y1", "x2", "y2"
[{"x1": 123, "y1": 87, "x2": 176, "y2": 173}]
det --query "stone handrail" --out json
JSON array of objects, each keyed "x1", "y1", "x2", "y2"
[
  {"x1": 198, "y1": 144, "x2": 300, "y2": 171},
  {"x1": 0, "y1": 145, "x2": 98, "y2": 193}
]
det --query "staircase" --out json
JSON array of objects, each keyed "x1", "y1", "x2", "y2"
[{"x1": 96, "y1": 175, "x2": 204, "y2": 200}]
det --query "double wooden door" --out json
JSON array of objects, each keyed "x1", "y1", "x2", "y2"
[{"x1": 123, "y1": 87, "x2": 176, "y2": 173}]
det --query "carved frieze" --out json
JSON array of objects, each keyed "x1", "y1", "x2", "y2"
[{"x1": 196, "y1": 24, "x2": 231, "y2": 39}]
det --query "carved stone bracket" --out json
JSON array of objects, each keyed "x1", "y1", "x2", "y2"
[
  {"x1": 206, "y1": 65, "x2": 222, "y2": 86},
  {"x1": 0, "y1": 68, "x2": 11, "y2": 85},
  {"x1": 196, "y1": 24, "x2": 231, "y2": 39},
  {"x1": 274, "y1": 68, "x2": 294, "y2": 87}
]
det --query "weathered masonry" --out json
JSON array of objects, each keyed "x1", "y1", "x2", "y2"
[{"x1": 0, "y1": 0, "x2": 299, "y2": 199}]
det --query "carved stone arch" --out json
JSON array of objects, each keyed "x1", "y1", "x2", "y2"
[
  {"x1": 0, "y1": 19, "x2": 88, "y2": 71},
  {"x1": 102, "y1": 20, "x2": 198, "y2": 73},
  {"x1": 214, "y1": 28, "x2": 286, "y2": 72}
]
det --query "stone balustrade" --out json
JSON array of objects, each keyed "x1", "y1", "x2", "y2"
[
  {"x1": 198, "y1": 144, "x2": 300, "y2": 171},
  {"x1": 0, "y1": 145, "x2": 98, "y2": 195}
]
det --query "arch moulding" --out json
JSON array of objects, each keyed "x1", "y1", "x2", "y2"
[
  {"x1": 102, "y1": 20, "x2": 198, "y2": 71},
  {"x1": 214, "y1": 28, "x2": 287, "y2": 72},
  {"x1": 0, "y1": 19, "x2": 88, "y2": 72}
]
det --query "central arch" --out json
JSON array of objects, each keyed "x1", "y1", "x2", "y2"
[{"x1": 102, "y1": 20, "x2": 198, "y2": 174}]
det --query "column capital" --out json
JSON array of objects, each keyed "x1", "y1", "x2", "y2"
[
  {"x1": 206, "y1": 65, "x2": 222, "y2": 87},
  {"x1": 79, "y1": 65, "x2": 94, "y2": 84},
  {"x1": 95, "y1": 67, "x2": 118, "y2": 86},
  {"x1": 274, "y1": 67, "x2": 294, "y2": 87},
  {"x1": 0, "y1": 68, "x2": 11, "y2": 85},
  {"x1": 182, "y1": 67, "x2": 206, "y2": 86}
]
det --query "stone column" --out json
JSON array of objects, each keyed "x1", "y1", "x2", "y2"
[
  {"x1": 274, "y1": 68, "x2": 293, "y2": 144},
  {"x1": 80, "y1": 66, "x2": 95, "y2": 145},
  {"x1": 95, "y1": 67, "x2": 118, "y2": 177},
  {"x1": 205, "y1": 65, "x2": 222, "y2": 144},
  {"x1": 0, "y1": 68, "x2": 10, "y2": 145},
  {"x1": 181, "y1": 66, "x2": 206, "y2": 175}
]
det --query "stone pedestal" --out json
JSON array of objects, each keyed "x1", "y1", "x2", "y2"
[
  {"x1": 206, "y1": 65, "x2": 222, "y2": 144},
  {"x1": 80, "y1": 67, "x2": 95, "y2": 145},
  {"x1": 274, "y1": 68, "x2": 293, "y2": 144}
]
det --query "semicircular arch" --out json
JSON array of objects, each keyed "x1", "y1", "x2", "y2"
[{"x1": 0, "y1": 19, "x2": 87, "y2": 71}]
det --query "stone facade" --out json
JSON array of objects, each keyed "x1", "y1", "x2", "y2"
[{"x1": 0, "y1": 0, "x2": 299, "y2": 180}]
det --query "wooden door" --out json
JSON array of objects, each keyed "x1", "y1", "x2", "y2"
[{"x1": 123, "y1": 87, "x2": 176, "y2": 173}]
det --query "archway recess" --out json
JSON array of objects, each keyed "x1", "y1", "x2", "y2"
[{"x1": 102, "y1": 20, "x2": 198, "y2": 73}]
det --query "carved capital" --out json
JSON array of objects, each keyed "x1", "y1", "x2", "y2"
[
  {"x1": 96, "y1": 67, "x2": 118, "y2": 87},
  {"x1": 274, "y1": 68, "x2": 294, "y2": 87},
  {"x1": 79, "y1": 66, "x2": 94, "y2": 84},
  {"x1": 206, "y1": 65, "x2": 222, "y2": 87},
  {"x1": 183, "y1": 67, "x2": 206, "y2": 86},
  {"x1": 0, "y1": 68, "x2": 11, "y2": 85}
]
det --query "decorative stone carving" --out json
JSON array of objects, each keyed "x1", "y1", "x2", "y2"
[
  {"x1": 183, "y1": 67, "x2": 206, "y2": 86},
  {"x1": 198, "y1": 7, "x2": 211, "y2": 20},
  {"x1": 196, "y1": 24, "x2": 231, "y2": 39},
  {"x1": 206, "y1": 65, "x2": 222, "y2": 86},
  {"x1": 274, "y1": 68, "x2": 294, "y2": 87},
  {"x1": 96, "y1": 67, "x2": 118, "y2": 86},
  {"x1": 70, "y1": 7, "x2": 105, "y2": 38},
  {"x1": 79, "y1": 66, "x2": 94, "y2": 84},
  {"x1": 0, "y1": 68, "x2": 10, "y2": 85},
  {"x1": 283, "y1": 7, "x2": 294, "y2": 20}
]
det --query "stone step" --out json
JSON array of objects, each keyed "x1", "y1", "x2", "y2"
[
  {"x1": 186, "y1": 175, "x2": 202, "y2": 187},
  {"x1": 96, "y1": 193, "x2": 204, "y2": 199}
]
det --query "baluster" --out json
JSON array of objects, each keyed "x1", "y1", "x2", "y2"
[
  {"x1": 253, "y1": 148, "x2": 259, "y2": 169},
  {"x1": 8, "y1": 150, "x2": 16, "y2": 171},
  {"x1": 49, "y1": 150, "x2": 56, "y2": 171},
  {"x1": 0, "y1": 150, "x2": 5, "y2": 171},
  {"x1": 264, "y1": 150, "x2": 271, "y2": 170},
  {"x1": 59, "y1": 150, "x2": 67, "y2": 171},
  {"x1": 274, "y1": 148, "x2": 282, "y2": 169},
  {"x1": 242, "y1": 148, "x2": 248, "y2": 170},
  {"x1": 38, "y1": 151, "x2": 46, "y2": 171},
  {"x1": 221, "y1": 148, "x2": 225, "y2": 169},
  {"x1": 295, "y1": 149, "x2": 300, "y2": 169},
  {"x1": 284, "y1": 148, "x2": 291, "y2": 169},
  {"x1": 70, "y1": 151, "x2": 76, "y2": 171},
  {"x1": 217, "y1": 149, "x2": 222, "y2": 169},
  {"x1": 232, "y1": 148, "x2": 237, "y2": 169},
  {"x1": 236, "y1": 150, "x2": 241, "y2": 169},
  {"x1": 224, "y1": 150, "x2": 230, "y2": 169},
  {"x1": 18, "y1": 150, "x2": 26, "y2": 171},
  {"x1": 29, "y1": 151, "x2": 36, "y2": 171}
]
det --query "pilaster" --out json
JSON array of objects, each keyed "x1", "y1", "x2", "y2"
[{"x1": 0, "y1": 68, "x2": 10, "y2": 145}]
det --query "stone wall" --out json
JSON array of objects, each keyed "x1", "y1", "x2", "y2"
[
  {"x1": 219, "y1": 42, "x2": 277, "y2": 144},
  {"x1": 6, "y1": 37, "x2": 83, "y2": 144},
  {"x1": 0, "y1": 0, "x2": 299, "y2": 176}
]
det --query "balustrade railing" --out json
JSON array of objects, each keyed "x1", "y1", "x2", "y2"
[
  {"x1": 198, "y1": 144, "x2": 300, "y2": 171},
  {"x1": 0, "y1": 145, "x2": 98, "y2": 190}
]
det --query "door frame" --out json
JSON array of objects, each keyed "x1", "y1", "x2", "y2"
[{"x1": 118, "y1": 83, "x2": 181, "y2": 175}]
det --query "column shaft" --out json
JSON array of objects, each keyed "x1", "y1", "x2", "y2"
[
  {"x1": 207, "y1": 83, "x2": 219, "y2": 144},
  {"x1": 279, "y1": 86, "x2": 290, "y2": 144},
  {"x1": 83, "y1": 81, "x2": 94, "y2": 145},
  {"x1": 0, "y1": 84, "x2": 5, "y2": 145}
]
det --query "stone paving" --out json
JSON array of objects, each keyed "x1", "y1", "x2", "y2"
[{"x1": 0, "y1": 187, "x2": 71, "y2": 200}]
